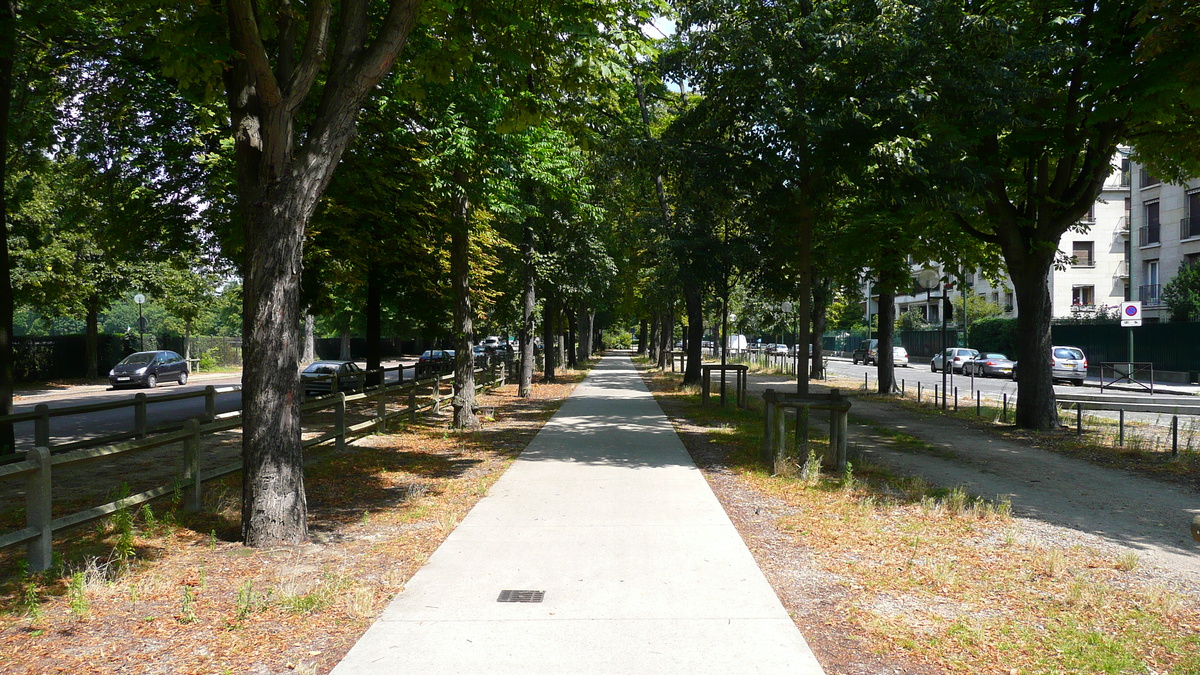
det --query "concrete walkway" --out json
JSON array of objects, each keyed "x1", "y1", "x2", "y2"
[{"x1": 332, "y1": 355, "x2": 825, "y2": 674}]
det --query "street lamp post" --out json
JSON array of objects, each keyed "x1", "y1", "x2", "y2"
[
  {"x1": 916, "y1": 269, "x2": 949, "y2": 410},
  {"x1": 134, "y1": 293, "x2": 146, "y2": 351}
]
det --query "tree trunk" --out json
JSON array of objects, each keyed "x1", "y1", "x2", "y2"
[
  {"x1": 339, "y1": 331, "x2": 351, "y2": 360},
  {"x1": 301, "y1": 312, "x2": 315, "y2": 362},
  {"x1": 875, "y1": 286, "x2": 897, "y2": 395},
  {"x1": 809, "y1": 274, "x2": 830, "y2": 380},
  {"x1": 365, "y1": 262, "x2": 382, "y2": 385},
  {"x1": 85, "y1": 296, "x2": 100, "y2": 380},
  {"x1": 542, "y1": 296, "x2": 556, "y2": 383},
  {"x1": 648, "y1": 312, "x2": 659, "y2": 363},
  {"x1": 637, "y1": 317, "x2": 648, "y2": 355},
  {"x1": 566, "y1": 306, "x2": 578, "y2": 369},
  {"x1": 794, "y1": 200, "x2": 815, "y2": 395},
  {"x1": 0, "y1": 0, "x2": 15, "y2": 454},
  {"x1": 519, "y1": 226, "x2": 535, "y2": 397},
  {"x1": 449, "y1": 180, "x2": 479, "y2": 430},
  {"x1": 657, "y1": 308, "x2": 673, "y2": 370},
  {"x1": 1008, "y1": 250, "x2": 1059, "y2": 430},
  {"x1": 683, "y1": 282, "x2": 703, "y2": 386},
  {"x1": 223, "y1": 0, "x2": 423, "y2": 547},
  {"x1": 576, "y1": 307, "x2": 590, "y2": 362}
]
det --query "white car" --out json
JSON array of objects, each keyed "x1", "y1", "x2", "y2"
[
  {"x1": 931, "y1": 347, "x2": 980, "y2": 373},
  {"x1": 892, "y1": 346, "x2": 909, "y2": 367}
]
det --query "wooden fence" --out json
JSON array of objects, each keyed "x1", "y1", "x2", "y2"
[{"x1": 1, "y1": 364, "x2": 505, "y2": 570}]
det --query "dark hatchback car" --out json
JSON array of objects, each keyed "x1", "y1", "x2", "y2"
[
  {"x1": 109, "y1": 350, "x2": 189, "y2": 389},
  {"x1": 301, "y1": 360, "x2": 366, "y2": 396}
]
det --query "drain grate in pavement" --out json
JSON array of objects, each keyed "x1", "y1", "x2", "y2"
[{"x1": 497, "y1": 590, "x2": 545, "y2": 603}]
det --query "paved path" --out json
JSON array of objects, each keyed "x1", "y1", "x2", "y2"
[{"x1": 332, "y1": 355, "x2": 825, "y2": 674}]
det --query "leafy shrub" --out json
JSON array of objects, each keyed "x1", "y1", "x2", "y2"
[
  {"x1": 1162, "y1": 261, "x2": 1200, "y2": 322},
  {"x1": 969, "y1": 316, "x2": 1019, "y2": 358}
]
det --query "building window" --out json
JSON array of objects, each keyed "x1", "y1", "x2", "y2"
[
  {"x1": 1184, "y1": 191, "x2": 1200, "y2": 240},
  {"x1": 1120, "y1": 158, "x2": 1131, "y2": 187},
  {"x1": 1141, "y1": 260, "x2": 1160, "y2": 306},
  {"x1": 1071, "y1": 241, "x2": 1094, "y2": 267},
  {"x1": 1071, "y1": 286, "x2": 1095, "y2": 307},
  {"x1": 1140, "y1": 167, "x2": 1161, "y2": 188},
  {"x1": 1141, "y1": 201, "x2": 1161, "y2": 246}
]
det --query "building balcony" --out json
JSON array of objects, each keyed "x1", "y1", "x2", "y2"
[
  {"x1": 1140, "y1": 223, "x2": 1161, "y2": 247},
  {"x1": 1114, "y1": 260, "x2": 1129, "y2": 279},
  {"x1": 1181, "y1": 216, "x2": 1200, "y2": 241},
  {"x1": 1139, "y1": 284, "x2": 1162, "y2": 306},
  {"x1": 1115, "y1": 216, "x2": 1129, "y2": 236}
]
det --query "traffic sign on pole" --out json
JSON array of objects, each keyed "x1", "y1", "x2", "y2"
[{"x1": 1120, "y1": 301, "x2": 1142, "y2": 327}]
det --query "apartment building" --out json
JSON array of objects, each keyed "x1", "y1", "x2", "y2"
[
  {"x1": 1128, "y1": 161, "x2": 1200, "y2": 322},
  {"x1": 866, "y1": 152, "x2": 1131, "y2": 324}
]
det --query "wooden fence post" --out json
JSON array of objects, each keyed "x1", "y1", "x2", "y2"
[
  {"x1": 336, "y1": 392, "x2": 347, "y2": 452},
  {"x1": 204, "y1": 385, "x2": 217, "y2": 422},
  {"x1": 377, "y1": 389, "x2": 388, "y2": 434},
  {"x1": 34, "y1": 404, "x2": 50, "y2": 450},
  {"x1": 408, "y1": 387, "x2": 418, "y2": 423},
  {"x1": 26, "y1": 446, "x2": 53, "y2": 571},
  {"x1": 134, "y1": 393, "x2": 148, "y2": 437},
  {"x1": 761, "y1": 389, "x2": 776, "y2": 463},
  {"x1": 183, "y1": 420, "x2": 202, "y2": 512}
]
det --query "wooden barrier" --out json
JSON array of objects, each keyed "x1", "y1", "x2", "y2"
[
  {"x1": 701, "y1": 364, "x2": 749, "y2": 408},
  {"x1": 761, "y1": 388, "x2": 852, "y2": 473}
]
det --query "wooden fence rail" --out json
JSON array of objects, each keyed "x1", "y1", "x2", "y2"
[{"x1": 1, "y1": 364, "x2": 506, "y2": 570}]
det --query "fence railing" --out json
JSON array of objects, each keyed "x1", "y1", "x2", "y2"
[{"x1": 1, "y1": 364, "x2": 506, "y2": 570}]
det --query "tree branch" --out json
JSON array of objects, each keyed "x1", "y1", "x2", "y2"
[
  {"x1": 284, "y1": 0, "x2": 332, "y2": 112},
  {"x1": 953, "y1": 212, "x2": 1001, "y2": 246},
  {"x1": 227, "y1": 0, "x2": 282, "y2": 107},
  {"x1": 331, "y1": 0, "x2": 369, "y2": 77}
]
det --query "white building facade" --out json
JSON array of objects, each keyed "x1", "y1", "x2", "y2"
[{"x1": 1129, "y1": 161, "x2": 1200, "y2": 322}]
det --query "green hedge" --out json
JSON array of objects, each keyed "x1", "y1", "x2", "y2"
[{"x1": 968, "y1": 317, "x2": 1019, "y2": 358}]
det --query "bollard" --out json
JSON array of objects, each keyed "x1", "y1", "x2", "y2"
[
  {"x1": 934, "y1": 384, "x2": 938, "y2": 409},
  {"x1": 864, "y1": 372, "x2": 868, "y2": 390},
  {"x1": 26, "y1": 446, "x2": 53, "y2": 571},
  {"x1": 1076, "y1": 402, "x2": 1082, "y2": 435},
  {"x1": 976, "y1": 389, "x2": 981, "y2": 416},
  {"x1": 377, "y1": 391, "x2": 388, "y2": 434},
  {"x1": 954, "y1": 387, "x2": 958, "y2": 412},
  {"x1": 34, "y1": 404, "x2": 50, "y2": 449},
  {"x1": 901, "y1": 379, "x2": 905, "y2": 396},
  {"x1": 1172, "y1": 415, "x2": 1179, "y2": 456},
  {"x1": 1002, "y1": 393, "x2": 1008, "y2": 422},
  {"x1": 917, "y1": 381, "x2": 922, "y2": 403},
  {"x1": 1119, "y1": 409, "x2": 1125, "y2": 447},
  {"x1": 134, "y1": 393, "x2": 148, "y2": 437}
]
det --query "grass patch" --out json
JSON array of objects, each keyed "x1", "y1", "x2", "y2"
[{"x1": 640, "y1": 365, "x2": 1200, "y2": 675}]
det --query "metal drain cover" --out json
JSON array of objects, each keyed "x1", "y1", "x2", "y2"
[{"x1": 497, "y1": 590, "x2": 545, "y2": 603}]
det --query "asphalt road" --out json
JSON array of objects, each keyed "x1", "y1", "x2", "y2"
[{"x1": 8, "y1": 359, "x2": 420, "y2": 452}]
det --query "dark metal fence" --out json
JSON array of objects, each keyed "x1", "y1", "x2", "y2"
[{"x1": 1051, "y1": 323, "x2": 1200, "y2": 379}]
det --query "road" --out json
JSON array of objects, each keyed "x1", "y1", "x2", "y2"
[{"x1": 7, "y1": 359, "x2": 420, "y2": 452}]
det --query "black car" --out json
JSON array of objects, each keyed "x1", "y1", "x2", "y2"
[
  {"x1": 301, "y1": 360, "x2": 365, "y2": 396},
  {"x1": 109, "y1": 350, "x2": 190, "y2": 389}
]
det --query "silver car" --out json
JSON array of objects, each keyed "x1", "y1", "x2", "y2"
[
  {"x1": 964, "y1": 352, "x2": 1014, "y2": 378},
  {"x1": 1051, "y1": 346, "x2": 1088, "y2": 385},
  {"x1": 931, "y1": 348, "x2": 980, "y2": 373}
]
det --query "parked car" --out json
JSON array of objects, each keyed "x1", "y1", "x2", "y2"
[
  {"x1": 418, "y1": 349, "x2": 454, "y2": 366},
  {"x1": 301, "y1": 360, "x2": 365, "y2": 396},
  {"x1": 109, "y1": 350, "x2": 189, "y2": 389},
  {"x1": 892, "y1": 346, "x2": 909, "y2": 367},
  {"x1": 930, "y1": 347, "x2": 980, "y2": 373},
  {"x1": 852, "y1": 339, "x2": 878, "y2": 365},
  {"x1": 481, "y1": 336, "x2": 503, "y2": 349},
  {"x1": 964, "y1": 352, "x2": 1015, "y2": 378},
  {"x1": 1014, "y1": 346, "x2": 1088, "y2": 386},
  {"x1": 770, "y1": 343, "x2": 789, "y2": 355}
]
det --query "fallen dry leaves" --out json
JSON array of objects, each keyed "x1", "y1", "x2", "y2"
[{"x1": 0, "y1": 373, "x2": 585, "y2": 675}]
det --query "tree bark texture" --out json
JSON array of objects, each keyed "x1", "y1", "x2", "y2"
[
  {"x1": 809, "y1": 274, "x2": 829, "y2": 380},
  {"x1": 450, "y1": 183, "x2": 479, "y2": 430},
  {"x1": 875, "y1": 286, "x2": 897, "y2": 395},
  {"x1": 85, "y1": 297, "x2": 100, "y2": 380},
  {"x1": 1008, "y1": 249, "x2": 1060, "y2": 430},
  {"x1": 0, "y1": 0, "x2": 15, "y2": 454},
  {"x1": 683, "y1": 282, "x2": 703, "y2": 386},
  {"x1": 518, "y1": 226, "x2": 535, "y2": 397},
  {"x1": 648, "y1": 313, "x2": 659, "y2": 363},
  {"x1": 301, "y1": 312, "x2": 316, "y2": 363},
  {"x1": 566, "y1": 307, "x2": 577, "y2": 369},
  {"x1": 794, "y1": 199, "x2": 815, "y2": 395},
  {"x1": 637, "y1": 318, "x2": 647, "y2": 355},
  {"x1": 223, "y1": 0, "x2": 422, "y2": 546},
  {"x1": 365, "y1": 262, "x2": 381, "y2": 385},
  {"x1": 657, "y1": 309, "x2": 673, "y2": 370},
  {"x1": 577, "y1": 307, "x2": 591, "y2": 362},
  {"x1": 339, "y1": 331, "x2": 351, "y2": 360},
  {"x1": 542, "y1": 296, "x2": 556, "y2": 382}
]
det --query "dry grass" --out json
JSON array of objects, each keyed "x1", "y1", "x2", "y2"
[
  {"x1": 0, "y1": 369, "x2": 589, "y2": 674},
  {"x1": 641, "y1": 366, "x2": 1200, "y2": 675}
]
